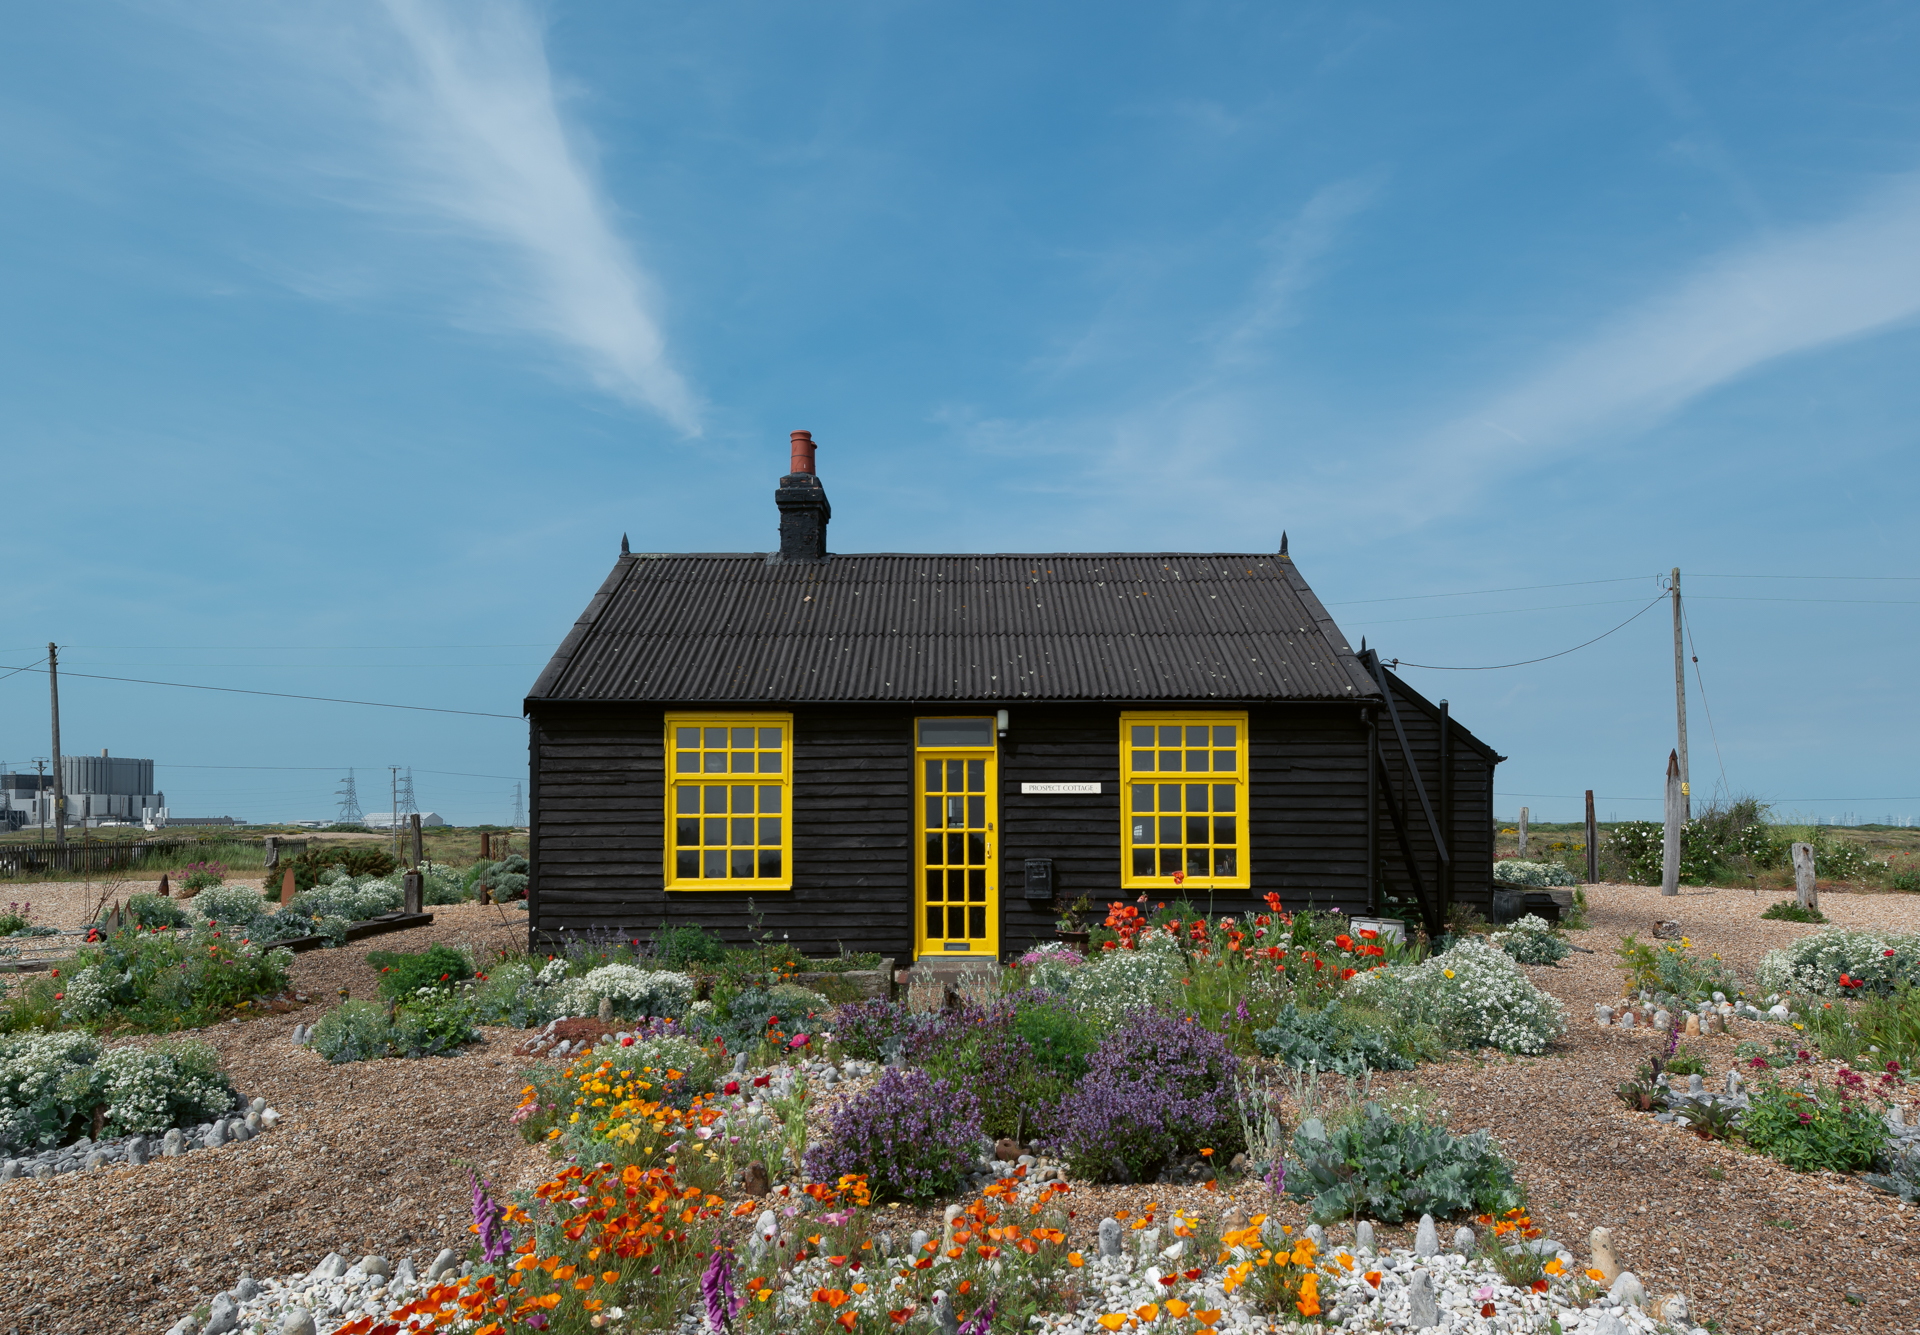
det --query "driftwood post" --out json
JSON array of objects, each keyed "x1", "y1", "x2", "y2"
[
  {"x1": 1584, "y1": 790, "x2": 1598, "y2": 883},
  {"x1": 410, "y1": 813, "x2": 423, "y2": 868},
  {"x1": 1517, "y1": 807, "x2": 1529, "y2": 857},
  {"x1": 263, "y1": 835, "x2": 279, "y2": 869},
  {"x1": 481, "y1": 831, "x2": 492, "y2": 860},
  {"x1": 403, "y1": 870, "x2": 423, "y2": 915},
  {"x1": 1661, "y1": 750, "x2": 1682, "y2": 897},
  {"x1": 1792, "y1": 842, "x2": 1817, "y2": 913}
]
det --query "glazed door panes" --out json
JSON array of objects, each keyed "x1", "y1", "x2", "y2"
[
  {"x1": 917, "y1": 753, "x2": 996, "y2": 953},
  {"x1": 1129, "y1": 781, "x2": 1238, "y2": 877}
]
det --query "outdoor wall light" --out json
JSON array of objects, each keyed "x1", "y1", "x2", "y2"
[{"x1": 996, "y1": 709, "x2": 1009, "y2": 738}]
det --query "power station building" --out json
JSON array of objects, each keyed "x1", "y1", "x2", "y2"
[{"x1": 0, "y1": 751, "x2": 166, "y2": 830}]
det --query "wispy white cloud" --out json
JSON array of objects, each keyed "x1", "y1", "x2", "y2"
[
  {"x1": 1213, "y1": 173, "x2": 1382, "y2": 364},
  {"x1": 1395, "y1": 170, "x2": 1920, "y2": 517}
]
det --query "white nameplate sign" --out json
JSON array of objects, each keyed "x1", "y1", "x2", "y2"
[{"x1": 1020, "y1": 782, "x2": 1103, "y2": 795}]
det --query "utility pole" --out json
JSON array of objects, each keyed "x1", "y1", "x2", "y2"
[
  {"x1": 1671, "y1": 568, "x2": 1690, "y2": 819},
  {"x1": 48, "y1": 643, "x2": 66, "y2": 850},
  {"x1": 35, "y1": 758, "x2": 47, "y2": 837}
]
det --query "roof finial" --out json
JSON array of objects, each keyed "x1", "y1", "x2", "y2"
[
  {"x1": 1279, "y1": 531, "x2": 1289, "y2": 557},
  {"x1": 620, "y1": 533, "x2": 630, "y2": 555}
]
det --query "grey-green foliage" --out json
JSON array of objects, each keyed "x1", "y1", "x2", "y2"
[
  {"x1": 1489, "y1": 914, "x2": 1573, "y2": 966},
  {"x1": 1286, "y1": 1102, "x2": 1523, "y2": 1223},
  {"x1": 470, "y1": 958, "x2": 574, "y2": 1027},
  {"x1": 123, "y1": 893, "x2": 189, "y2": 931},
  {"x1": 1492, "y1": 860, "x2": 1578, "y2": 888},
  {"x1": 0, "y1": 1031, "x2": 233, "y2": 1151},
  {"x1": 1252, "y1": 1003, "x2": 1416, "y2": 1075},
  {"x1": 1863, "y1": 1143, "x2": 1920, "y2": 1204},
  {"x1": 464, "y1": 854, "x2": 529, "y2": 901},
  {"x1": 187, "y1": 885, "x2": 268, "y2": 925},
  {"x1": 309, "y1": 995, "x2": 478, "y2": 1064},
  {"x1": 689, "y1": 983, "x2": 831, "y2": 1051}
]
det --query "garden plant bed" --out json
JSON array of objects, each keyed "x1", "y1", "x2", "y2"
[{"x1": 4, "y1": 890, "x2": 1917, "y2": 1334}]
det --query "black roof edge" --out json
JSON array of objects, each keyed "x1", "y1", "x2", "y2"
[
  {"x1": 526, "y1": 554, "x2": 639, "y2": 704},
  {"x1": 613, "y1": 551, "x2": 1303, "y2": 561},
  {"x1": 1279, "y1": 555, "x2": 1382, "y2": 700},
  {"x1": 523, "y1": 695, "x2": 1387, "y2": 711},
  {"x1": 1375, "y1": 664, "x2": 1503, "y2": 764}
]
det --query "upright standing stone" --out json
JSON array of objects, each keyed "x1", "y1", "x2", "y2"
[
  {"x1": 1595, "y1": 1003, "x2": 1613, "y2": 1027},
  {"x1": 1653, "y1": 1009, "x2": 1671, "y2": 1032},
  {"x1": 1684, "y1": 1013, "x2": 1701, "y2": 1037},
  {"x1": 930, "y1": 1291, "x2": 960, "y2": 1335},
  {"x1": 1098, "y1": 1217, "x2": 1124, "y2": 1258},
  {"x1": 1452, "y1": 1226, "x2": 1475, "y2": 1255},
  {"x1": 1414, "y1": 1214, "x2": 1439, "y2": 1257},
  {"x1": 908, "y1": 1229, "x2": 930, "y2": 1258},
  {"x1": 279, "y1": 1311, "x2": 317, "y2": 1335},
  {"x1": 1408, "y1": 1270, "x2": 1440, "y2": 1329},
  {"x1": 1609, "y1": 1271, "x2": 1646, "y2": 1309},
  {"x1": 1355, "y1": 1221, "x2": 1375, "y2": 1251},
  {"x1": 1687, "y1": 1074, "x2": 1705, "y2": 1097},
  {"x1": 1588, "y1": 1227, "x2": 1620, "y2": 1283},
  {"x1": 163, "y1": 1128, "x2": 186, "y2": 1157},
  {"x1": 1305, "y1": 1223, "x2": 1325, "y2": 1251}
]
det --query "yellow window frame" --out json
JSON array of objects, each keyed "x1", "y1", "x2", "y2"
[
  {"x1": 1119, "y1": 710, "x2": 1251, "y2": 891},
  {"x1": 664, "y1": 712, "x2": 795, "y2": 891}
]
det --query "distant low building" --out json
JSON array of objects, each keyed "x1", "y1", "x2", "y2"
[
  {"x1": 361, "y1": 812, "x2": 448, "y2": 829},
  {"x1": 2, "y1": 751, "x2": 165, "y2": 831},
  {"x1": 165, "y1": 816, "x2": 243, "y2": 827}
]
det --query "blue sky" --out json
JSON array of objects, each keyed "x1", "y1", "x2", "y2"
[{"x1": 3, "y1": 1, "x2": 1918, "y2": 826}]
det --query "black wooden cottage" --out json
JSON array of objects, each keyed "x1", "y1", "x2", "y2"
[{"x1": 524, "y1": 432, "x2": 1501, "y2": 960}]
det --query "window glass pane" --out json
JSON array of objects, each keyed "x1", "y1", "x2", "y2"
[
  {"x1": 1133, "y1": 848, "x2": 1156, "y2": 876},
  {"x1": 704, "y1": 787, "x2": 728, "y2": 813},
  {"x1": 1159, "y1": 750, "x2": 1183, "y2": 772},
  {"x1": 1131, "y1": 725, "x2": 1154, "y2": 746},
  {"x1": 1214, "y1": 750, "x2": 1236, "y2": 771},
  {"x1": 676, "y1": 752, "x2": 697, "y2": 773},
  {"x1": 926, "y1": 905, "x2": 943, "y2": 936},
  {"x1": 968, "y1": 869, "x2": 986, "y2": 901},
  {"x1": 1158, "y1": 784, "x2": 1181, "y2": 811},
  {"x1": 946, "y1": 760, "x2": 963, "y2": 791},
  {"x1": 946, "y1": 795, "x2": 964, "y2": 825},
  {"x1": 948, "y1": 870, "x2": 966, "y2": 901},
  {"x1": 924, "y1": 760, "x2": 942, "y2": 792},
  {"x1": 676, "y1": 727, "x2": 700, "y2": 748},
  {"x1": 966, "y1": 795, "x2": 984, "y2": 828},
  {"x1": 969, "y1": 906, "x2": 986, "y2": 937},
  {"x1": 1158, "y1": 816, "x2": 1181, "y2": 844},
  {"x1": 676, "y1": 818, "x2": 699, "y2": 846},
  {"x1": 1186, "y1": 784, "x2": 1210, "y2": 812},
  {"x1": 1186, "y1": 848, "x2": 1210, "y2": 875},
  {"x1": 758, "y1": 849, "x2": 782, "y2": 878},
  {"x1": 731, "y1": 817, "x2": 754, "y2": 845},
  {"x1": 1186, "y1": 725, "x2": 1209, "y2": 746},
  {"x1": 731, "y1": 752, "x2": 755, "y2": 773},
  {"x1": 949, "y1": 905, "x2": 966, "y2": 938},
  {"x1": 676, "y1": 787, "x2": 699, "y2": 814},
  {"x1": 703, "y1": 850, "x2": 726, "y2": 877},
  {"x1": 1214, "y1": 816, "x2": 1237, "y2": 845},
  {"x1": 759, "y1": 727, "x2": 783, "y2": 748},
  {"x1": 1131, "y1": 750, "x2": 1155, "y2": 772},
  {"x1": 759, "y1": 817, "x2": 781, "y2": 844},
  {"x1": 967, "y1": 833, "x2": 986, "y2": 865},
  {"x1": 758, "y1": 786, "x2": 782, "y2": 813},
  {"x1": 731, "y1": 850, "x2": 755, "y2": 878},
  {"x1": 925, "y1": 832, "x2": 942, "y2": 865},
  {"x1": 731, "y1": 786, "x2": 755, "y2": 813},
  {"x1": 704, "y1": 817, "x2": 726, "y2": 845},
  {"x1": 1213, "y1": 784, "x2": 1237, "y2": 812},
  {"x1": 1186, "y1": 816, "x2": 1209, "y2": 844},
  {"x1": 1132, "y1": 785, "x2": 1154, "y2": 812},
  {"x1": 925, "y1": 795, "x2": 940, "y2": 829},
  {"x1": 676, "y1": 850, "x2": 700, "y2": 878},
  {"x1": 947, "y1": 832, "x2": 964, "y2": 865},
  {"x1": 702, "y1": 752, "x2": 726, "y2": 773},
  {"x1": 966, "y1": 759, "x2": 984, "y2": 792},
  {"x1": 1159, "y1": 848, "x2": 1184, "y2": 875},
  {"x1": 704, "y1": 728, "x2": 727, "y2": 748},
  {"x1": 1186, "y1": 749, "x2": 1208, "y2": 771},
  {"x1": 1214, "y1": 849, "x2": 1237, "y2": 877},
  {"x1": 758, "y1": 751, "x2": 782, "y2": 773},
  {"x1": 1212, "y1": 725, "x2": 1237, "y2": 746},
  {"x1": 1131, "y1": 818, "x2": 1152, "y2": 843},
  {"x1": 730, "y1": 727, "x2": 753, "y2": 748},
  {"x1": 1158, "y1": 726, "x2": 1181, "y2": 745},
  {"x1": 917, "y1": 718, "x2": 994, "y2": 747}
]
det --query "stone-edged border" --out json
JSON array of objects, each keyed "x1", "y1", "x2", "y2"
[{"x1": 0, "y1": 1096, "x2": 282, "y2": 1183}]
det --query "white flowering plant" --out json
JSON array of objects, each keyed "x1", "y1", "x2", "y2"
[
  {"x1": 1039, "y1": 931, "x2": 1186, "y2": 1027},
  {"x1": 1347, "y1": 939, "x2": 1567, "y2": 1054},
  {"x1": 1757, "y1": 929, "x2": 1920, "y2": 998},
  {"x1": 558, "y1": 965, "x2": 694, "y2": 1021},
  {"x1": 1493, "y1": 859, "x2": 1579, "y2": 888},
  {"x1": 1489, "y1": 914, "x2": 1573, "y2": 967},
  {"x1": 0, "y1": 1031, "x2": 234, "y2": 1151}
]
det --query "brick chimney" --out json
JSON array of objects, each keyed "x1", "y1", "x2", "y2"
[{"x1": 774, "y1": 430, "x2": 831, "y2": 563}]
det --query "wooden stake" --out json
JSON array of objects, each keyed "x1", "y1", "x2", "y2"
[
  {"x1": 1585, "y1": 790, "x2": 1598, "y2": 883},
  {"x1": 1792, "y1": 842, "x2": 1817, "y2": 913},
  {"x1": 410, "y1": 812, "x2": 423, "y2": 868},
  {"x1": 1518, "y1": 807, "x2": 1529, "y2": 857},
  {"x1": 1661, "y1": 750, "x2": 1682, "y2": 897}
]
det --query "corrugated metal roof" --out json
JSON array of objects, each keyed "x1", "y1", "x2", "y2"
[{"x1": 527, "y1": 553, "x2": 1383, "y2": 704}]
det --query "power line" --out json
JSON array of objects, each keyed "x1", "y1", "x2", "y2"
[
  {"x1": 0, "y1": 656, "x2": 47, "y2": 684},
  {"x1": 156, "y1": 763, "x2": 525, "y2": 780},
  {"x1": 1325, "y1": 576, "x2": 1648, "y2": 606},
  {"x1": 0, "y1": 662, "x2": 523, "y2": 720},
  {"x1": 1683, "y1": 604, "x2": 1731, "y2": 804},
  {"x1": 1347, "y1": 597, "x2": 1650, "y2": 627},
  {"x1": 1387, "y1": 594, "x2": 1668, "y2": 671}
]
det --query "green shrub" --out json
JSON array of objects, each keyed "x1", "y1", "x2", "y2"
[
  {"x1": 1739, "y1": 1078, "x2": 1888, "y2": 1173},
  {"x1": 366, "y1": 944, "x2": 475, "y2": 1001},
  {"x1": 651, "y1": 922, "x2": 727, "y2": 969},
  {"x1": 287, "y1": 874, "x2": 403, "y2": 926},
  {"x1": 1614, "y1": 933, "x2": 1742, "y2": 1003},
  {"x1": 1346, "y1": 940, "x2": 1566, "y2": 1054},
  {"x1": 1757, "y1": 929, "x2": 1920, "y2": 999},
  {"x1": 1760, "y1": 899, "x2": 1827, "y2": 924},
  {"x1": 187, "y1": 884, "x2": 267, "y2": 926},
  {"x1": 1285, "y1": 1102, "x2": 1523, "y2": 1223},
  {"x1": 1253, "y1": 1002, "x2": 1417, "y2": 1074},
  {"x1": 1489, "y1": 914, "x2": 1572, "y2": 966},
  {"x1": 1608, "y1": 799, "x2": 1785, "y2": 885},
  {"x1": 688, "y1": 983, "x2": 829, "y2": 1054},
  {"x1": 280, "y1": 845, "x2": 399, "y2": 897},
  {"x1": 464, "y1": 854, "x2": 528, "y2": 901},
  {"x1": 123, "y1": 893, "x2": 189, "y2": 931},
  {"x1": 33, "y1": 927, "x2": 293, "y2": 1034},
  {"x1": 310, "y1": 994, "x2": 478, "y2": 1063},
  {"x1": 0, "y1": 1032, "x2": 233, "y2": 1152}
]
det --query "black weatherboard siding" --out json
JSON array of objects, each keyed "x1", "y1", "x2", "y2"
[{"x1": 526, "y1": 527, "x2": 1502, "y2": 955}]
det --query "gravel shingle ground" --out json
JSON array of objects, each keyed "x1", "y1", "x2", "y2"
[{"x1": 2, "y1": 884, "x2": 1916, "y2": 1334}]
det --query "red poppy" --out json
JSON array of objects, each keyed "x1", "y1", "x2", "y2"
[
  {"x1": 1483, "y1": 1303, "x2": 1497, "y2": 1317},
  {"x1": 724, "y1": 1080, "x2": 740, "y2": 1095}
]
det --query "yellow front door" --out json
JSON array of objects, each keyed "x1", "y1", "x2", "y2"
[{"x1": 914, "y1": 719, "x2": 998, "y2": 959}]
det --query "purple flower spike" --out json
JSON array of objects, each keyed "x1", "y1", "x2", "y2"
[
  {"x1": 701, "y1": 1245, "x2": 738, "y2": 1332},
  {"x1": 469, "y1": 1171, "x2": 514, "y2": 1264},
  {"x1": 957, "y1": 1297, "x2": 999, "y2": 1335}
]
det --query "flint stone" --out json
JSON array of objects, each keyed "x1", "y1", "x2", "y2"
[
  {"x1": 359, "y1": 1255, "x2": 390, "y2": 1277},
  {"x1": 126, "y1": 1137, "x2": 150, "y2": 1165},
  {"x1": 1305, "y1": 1223, "x2": 1325, "y2": 1250},
  {"x1": 1657, "y1": 1294, "x2": 1691, "y2": 1323},
  {"x1": 32, "y1": 1162, "x2": 54, "y2": 1180},
  {"x1": 261, "y1": 1109, "x2": 280, "y2": 1127},
  {"x1": 1413, "y1": 1213, "x2": 1439, "y2": 1257},
  {"x1": 1619, "y1": 1011, "x2": 1636, "y2": 1029},
  {"x1": 909, "y1": 1229, "x2": 931, "y2": 1256},
  {"x1": 741, "y1": 1161, "x2": 770, "y2": 1197},
  {"x1": 312, "y1": 1252, "x2": 349, "y2": 1281},
  {"x1": 246, "y1": 1111, "x2": 264, "y2": 1133},
  {"x1": 166, "y1": 1321, "x2": 198, "y2": 1335},
  {"x1": 85, "y1": 1150, "x2": 109, "y2": 1170},
  {"x1": 1712, "y1": 991, "x2": 1726, "y2": 1003},
  {"x1": 1452, "y1": 1226, "x2": 1475, "y2": 1254},
  {"x1": 0, "y1": 1160, "x2": 17, "y2": 1180},
  {"x1": 1610, "y1": 1271, "x2": 1647, "y2": 1309},
  {"x1": 426, "y1": 1248, "x2": 459, "y2": 1280},
  {"x1": 233, "y1": 1277, "x2": 260, "y2": 1301},
  {"x1": 931, "y1": 1291, "x2": 960, "y2": 1335},
  {"x1": 163, "y1": 1128, "x2": 186, "y2": 1156},
  {"x1": 1589, "y1": 1227, "x2": 1620, "y2": 1283},
  {"x1": 1595, "y1": 1003, "x2": 1613, "y2": 1026},
  {"x1": 1653, "y1": 1010, "x2": 1671, "y2": 1032},
  {"x1": 280, "y1": 1310, "x2": 317, "y2": 1335},
  {"x1": 732, "y1": 1051, "x2": 750, "y2": 1074},
  {"x1": 393, "y1": 1255, "x2": 416, "y2": 1286},
  {"x1": 203, "y1": 1294, "x2": 239, "y2": 1334},
  {"x1": 1407, "y1": 1270, "x2": 1440, "y2": 1328},
  {"x1": 1591, "y1": 1312, "x2": 1630, "y2": 1335},
  {"x1": 1098, "y1": 1217, "x2": 1124, "y2": 1257},
  {"x1": 1705, "y1": 1013, "x2": 1725, "y2": 1034},
  {"x1": 1688, "y1": 1074, "x2": 1705, "y2": 1096},
  {"x1": 202, "y1": 1121, "x2": 229, "y2": 1149},
  {"x1": 1136, "y1": 1227, "x2": 1161, "y2": 1259},
  {"x1": 1355, "y1": 1221, "x2": 1375, "y2": 1251}
]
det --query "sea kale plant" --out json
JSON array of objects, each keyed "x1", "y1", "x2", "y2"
[
  {"x1": 310, "y1": 992, "x2": 479, "y2": 1064},
  {"x1": 1286, "y1": 1102, "x2": 1523, "y2": 1223},
  {"x1": 1253, "y1": 1001, "x2": 1418, "y2": 1075},
  {"x1": 802, "y1": 1067, "x2": 982, "y2": 1203},
  {"x1": 1044, "y1": 1009, "x2": 1242, "y2": 1183},
  {"x1": 1491, "y1": 860, "x2": 1578, "y2": 888}
]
